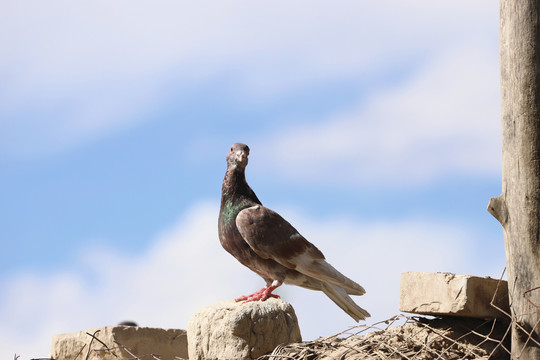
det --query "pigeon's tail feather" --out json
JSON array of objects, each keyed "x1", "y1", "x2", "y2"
[
  {"x1": 322, "y1": 282, "x2": 371, "y2": 322},
  {"x1": 299, "y1": 260, "x2": 366, "y2": 296}
]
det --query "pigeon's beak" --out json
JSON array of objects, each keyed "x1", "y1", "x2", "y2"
[{"x1": 236, "y1": 151, "x2": 246, "y2": 162}]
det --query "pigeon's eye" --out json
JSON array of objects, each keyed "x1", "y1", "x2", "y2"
[{"x1": 230, "y1": 146, "x2": 234, "y2": 152}]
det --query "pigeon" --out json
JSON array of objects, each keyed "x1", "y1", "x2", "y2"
[{"x1": 218, "y1": 143, "x2": 370, "y2": 321}]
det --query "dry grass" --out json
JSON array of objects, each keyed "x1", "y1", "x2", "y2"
[{"x1": 259, "y1": 315, "x2": 511, "y2": 360}]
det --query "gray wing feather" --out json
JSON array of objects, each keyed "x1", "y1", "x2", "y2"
[{"x1": 236, "y1": 205, "x2": 365, "y2": 296}]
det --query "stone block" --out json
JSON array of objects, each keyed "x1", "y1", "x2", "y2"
[
  {"x1": 188, "y1": 298, "x2": 302, "y2": 360},
  {"x1": 399, "y1": 272, "x2": 509, "y2": 319},
  {"x1": 51, "y1": 325, "x2": 188, "y2": 360}
]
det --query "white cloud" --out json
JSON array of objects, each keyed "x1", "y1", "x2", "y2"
[
  {"x1": 0, "y1": 201, "x2": 504, "y2": 358},
  {"x1": 0, "y1": 1, "x2": 497, "y2": 160},
  {"x1": 256, "y1": 44, "x2": 501, "y2": 186}
]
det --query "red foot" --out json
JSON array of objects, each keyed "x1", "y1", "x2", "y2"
[{"x1": 234, "y1": 285, "x2": 281, "y2": 303}]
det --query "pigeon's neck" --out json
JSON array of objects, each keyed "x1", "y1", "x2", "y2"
[{"x1": 221, "y1": 166, "x2": 261, "y2": 206}]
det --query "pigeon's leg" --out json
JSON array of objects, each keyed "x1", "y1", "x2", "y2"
[
  {"x1": 257, "y1": 284, "x2": 281, "y2": 301},
  {"x1": 234, "y1": 287, "x2": 266, "y2": 302},
  {"x1": 235, "y1": 281, "x2": 281, "y2": 302}
]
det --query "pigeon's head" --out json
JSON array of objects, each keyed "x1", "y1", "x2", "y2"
[{"x1": 227, "y1": 143, "x2": 250, "y2": 170}]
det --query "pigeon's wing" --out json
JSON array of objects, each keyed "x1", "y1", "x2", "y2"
[
  {"x1": 236, "y1": 205, "x2": 365, "y2": 295},
  {"x1": 236, "y1": 205, "x2": 324, "y2": 263}
]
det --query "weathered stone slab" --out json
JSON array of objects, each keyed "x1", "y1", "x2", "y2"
[
  {"x1": 188, "y1": 298, "x2": 302, "y2": 360},
  {"x1": 50, "y1": 325, "x2": 188, "y2": 360},
  {"x1": 399, "y1": 272, "x2": 509, "y2": 319}
]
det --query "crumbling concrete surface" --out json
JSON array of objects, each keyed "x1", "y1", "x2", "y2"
[{"x1": 399, "y1": 272, "x2": 509, "y2": 318}]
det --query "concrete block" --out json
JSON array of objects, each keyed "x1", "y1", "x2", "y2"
[
  {"x1": 51, "y1": 325, "x2": 188, "y2": 360},
  {"x1": 188, "y1": 298, "x2": 302, "y2": 360},
  {"x1": 399, "y1": 272, "x2": 509, "y2": 319}
]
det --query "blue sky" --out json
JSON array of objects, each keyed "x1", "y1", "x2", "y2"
[{"x1": 0, "y1": 1, "x2": 504, "y2": 358}]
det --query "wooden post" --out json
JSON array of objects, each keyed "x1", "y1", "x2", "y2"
[{"x1": 488, "y1": 1, "x2": 540, "y2": 358}]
